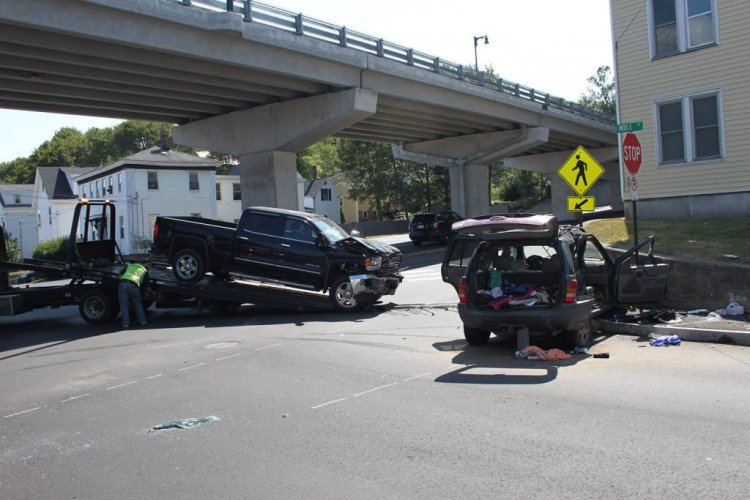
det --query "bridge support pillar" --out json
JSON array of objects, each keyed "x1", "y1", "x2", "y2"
[
  {"x1": 449, "y1": 164, "x2": 490, "y2": 218},
  {"x1": 238, "y1": 151, "x2": 299, "y2": 209}
]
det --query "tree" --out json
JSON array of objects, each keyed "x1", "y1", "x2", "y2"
[
  {"x1": 579, "y1": 65, "x2": 616, "y2": 118},
  {"x1": 297, "y1": 138, "x2": 340, "y2": 179},
  {"x1": 30, "y1": 127, "x2": 88, "y2": 167},
  {"x1": 0, "y1": 157, "x2": 35, "y2": 184}
]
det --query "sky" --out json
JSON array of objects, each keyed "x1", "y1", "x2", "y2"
[{"x1": 0, "y1": 0, "x2": 613, "y2": 163}]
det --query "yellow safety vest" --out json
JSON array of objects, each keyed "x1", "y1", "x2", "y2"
[{"x1": 121, "y1": 263, "x2": 147, "y2": 287}]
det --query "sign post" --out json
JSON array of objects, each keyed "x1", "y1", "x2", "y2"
[{"x1": 622, "y1": 132, "x2": 642, "y2": 258}]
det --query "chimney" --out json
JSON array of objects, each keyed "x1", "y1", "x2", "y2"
[
  {"x1": 160, "y1": 130, "x2": 170, "y2": 153},
  {"x1": 311, "y1": 166, "x2": 318, "y2": 179}
]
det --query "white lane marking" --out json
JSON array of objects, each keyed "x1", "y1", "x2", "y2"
[
  {"x1": 403, "y1": 372, "x2": 432, "y2": 382},
  {"x1": 353, "y1": 382, "x2": 399, "y2": 397},
  {"x1": 255, "y1": 344, "x2": 281, "y2": 351},
  {"x1": 60, "y1": 394, "x2": 90, "y2": 403},
  {"x1": 106, "y1": 381, "x2": 137, "y2": 391},
  {"x1": 178, "y1": 362, "x2": 207, "y2": 371},
  {"x1": 4, "y1": 407, "x2": 41, "y2": 418},
  {"x1": 216, "y1": 353, "x2": 243, "y2": 361},
  {"x1": 146, "y1": 374, "x2": 163, "y2": 380},
  {"x1": 311, "y1": 397, "x2": 348, "y2": 409}
]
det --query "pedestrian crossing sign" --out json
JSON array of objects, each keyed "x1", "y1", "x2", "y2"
[{"x1": 558, "y1": 146, "x2": 605, "y2": 196}]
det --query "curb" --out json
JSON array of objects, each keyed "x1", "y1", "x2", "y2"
[{"x1": 600, "y1": 319, "x2": 750, "y2": 346}]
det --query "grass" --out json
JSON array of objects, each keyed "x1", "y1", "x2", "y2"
[{"x1": 585, "y1": 217, "x2": 750, "y2": 264}]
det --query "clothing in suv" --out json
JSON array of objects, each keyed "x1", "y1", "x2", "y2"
[
  {"x1": 408, "y1": 211, "x2": 462, "y2": 246},
  {"x1": 441, "y1": 213, "x2": 668, "y2": 347}
]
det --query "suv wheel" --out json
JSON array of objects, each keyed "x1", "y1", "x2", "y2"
[
  {"x1": 464, "y1": 326, "x2": 491, "y2": 346},
  {"x1": 566, "y1": 318, "x2": 592, "y2": 348}
]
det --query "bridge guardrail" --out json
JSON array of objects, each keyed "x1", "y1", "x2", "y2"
[{"x1": 176, "y1": 0, "x2": 615, "y2": 125}]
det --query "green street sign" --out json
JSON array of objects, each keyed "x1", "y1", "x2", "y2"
[{"x1": 617, "y1": 121, "x2": 643, "y2": 133}]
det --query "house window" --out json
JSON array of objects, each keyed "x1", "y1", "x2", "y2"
[
  {"x1": 656, "y1": 91, "x2": 722, "y2": 165},
  {"x1": 650, "y1": 0, "x2": 716, "y2": 58},
  {"x1": 95, "y1": 180, "x2": 100, "y2": 198},
  {"x1": 14, "y1": 194, "x2": 21, "y2": 204},
  {"x1": 117, "y1": 173, "x2": 122, "y2": 193},
  {"x1": 189, "y1": 172, "x2": 199, "y2": 191},
  {"x1": 216, "y1": 183, "x2": 222, "y2": 200},
  {"x1": 119, "y1": 215, "x2": 125, "y2": 239},
  {"x1": 107, "y1": 176, "x2": 113, "y2": 195},
  {"x1": 233, "y1": 183, "x2": 241, "y2": 201},
  {"x1": 148, "y1": 171, "x2": 158, "y2": 190},
  {"x1": 38, "y1": 213, "x2": 41, "y2": 228},
  {"x1": 321, "y1": 188, "x2": 332, "y2": 201},
  {"x1": 48, "y1": 207, "x2": 52, "y2": 225}
]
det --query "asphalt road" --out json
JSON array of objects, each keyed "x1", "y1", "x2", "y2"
[{"x1": 2, "y1": 241, "x2": 750, "y2": 499}]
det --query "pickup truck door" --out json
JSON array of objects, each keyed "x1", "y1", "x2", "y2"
[
  {"x1": 233, "y1": 211, "x2": 285, "y2": 275},
  {"x1": 612, "y1": 236, "x2": 669, "y2": 305},
  {"x1": 275, "y1": 216, "x2": 326, "y2": 287}
]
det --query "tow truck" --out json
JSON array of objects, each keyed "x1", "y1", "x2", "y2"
[{"x1": 0, "y1": 200, "x2": 334, "y2": 324}]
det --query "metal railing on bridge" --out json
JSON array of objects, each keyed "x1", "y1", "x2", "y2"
[{"x1": 177, "y1": 0, "x2": 615, "y2": 125}]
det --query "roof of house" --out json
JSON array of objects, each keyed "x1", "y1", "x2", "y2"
[
  {"x1": 75, "y1": 147, "x2": 221, "y2": 182},
  {"x1": 304, "y1": 177, "x2": 340, "y2": 197},
  {"x1": 37, "y1": 167, "x2": 98, "y2": 200},
  {"x1": 0, "y1": 184, "x2": 34, "y2": 208}
]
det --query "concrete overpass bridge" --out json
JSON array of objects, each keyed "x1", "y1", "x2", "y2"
[{"x1": 0, "y1": 0, "x2": 619, "y2": 217}]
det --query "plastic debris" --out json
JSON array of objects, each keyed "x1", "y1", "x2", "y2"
[
  {"x1": 687, "y1": 309, "x2": 709, "y2": 315},
  {"x1": 724, "y1": 294, "x2": 745, "y2": 316},
  {"x1": 593, "y1": 352, "x2": 610, "y2": 358},
  {"x1": 649, "y1": 335, "x2": 681, "y2": 347},
  {"x1": 149, "y1": 416, "x2": 219, "y2": 433},
  {"x1": 705, "y1": 312, "x2": 722, "y2": 322},
  {"x1": 571, "y1": 346, "x2": 588, "y2": 354}
]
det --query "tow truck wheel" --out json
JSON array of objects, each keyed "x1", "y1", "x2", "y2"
[
  {"x1": 464, "y1": 326, "x2": 491, "y2": 345},
  {"x1": 79, "y1": 289, "x2": 117, "y2": 324},
  {"x1": 172, "y1": 248, "x2": 205, "y2": 283},
  {"x1": 566, "y1": 318, "x2": 593, "y2": 348},
  {"x1": 330, "y1": 276, "x2": 363, "y2": 312}
]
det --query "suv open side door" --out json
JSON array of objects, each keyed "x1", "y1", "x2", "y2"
[
  {"x1": 441, "y1": 236, "x2": 480, "y2": 291},
  {"x1": 612, "y1": 236, "x2": 669, "y2": 304}
]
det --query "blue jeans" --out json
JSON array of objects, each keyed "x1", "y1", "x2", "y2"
[{"x1": 119, "y1": 280, "x2": 146, "y2": 327}]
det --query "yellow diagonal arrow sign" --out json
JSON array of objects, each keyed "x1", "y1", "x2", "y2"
[{"x1": 567, "y1": 196, "x2": 596, "y2": 212}]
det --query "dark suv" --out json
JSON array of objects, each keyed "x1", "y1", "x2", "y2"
[
  {"x1": 408, "y1": 211, "x2": 462, "y2": 246},
  {"x1": 441, "y1": 213, "x2": 668, "y2": 347}
]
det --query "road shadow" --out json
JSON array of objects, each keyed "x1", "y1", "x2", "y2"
[
  {"x1": 0, "y1": 300, "x2": 399, "y2": 357},
  {"x1": 432, "y1": 334, "x2": 597, "y2": 385}
]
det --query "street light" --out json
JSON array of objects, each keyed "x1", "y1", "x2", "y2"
[{"x1": 473, "y1": 35, "x2": 489, "y2": 70}]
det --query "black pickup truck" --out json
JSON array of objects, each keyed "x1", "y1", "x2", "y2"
[{"x1": 151, "y1": 207, "x2": 403, "y2": 311}]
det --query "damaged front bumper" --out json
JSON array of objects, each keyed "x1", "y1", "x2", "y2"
[{"x1": 349, "y1": 273, "x2": 403, "y2": 297}]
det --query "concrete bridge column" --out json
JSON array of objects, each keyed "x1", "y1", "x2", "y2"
[
  {"x1": 238, "y1": 151, "x2": 298, "y2": 209},
  {"x1": 449, "y1": 163, "x2": 490, "y2": 218},
  {"x1": 393, "y1": 127, "x2": 550, "y2": 218}
]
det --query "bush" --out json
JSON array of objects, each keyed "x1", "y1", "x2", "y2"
[
  {"x1": 32, "y1": 236, "x2": 72, "y2": 262},
  {"x1": 2, "y1": 229, "x2": 20, "y2": 262}
]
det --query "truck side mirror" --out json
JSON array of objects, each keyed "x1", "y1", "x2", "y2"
[{"x1": 316, "y1": 233, "x2": 328, "y2": 248}]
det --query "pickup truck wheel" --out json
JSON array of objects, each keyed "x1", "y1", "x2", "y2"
[
  {"x1": 172, "y1": 249, "x2": 205, "y2": 283},
  {"x1": 79, "y1": 289, "x2": 117, "y2": 324},
  {"x1": 330, "y1": 276, "x2": 362, "y2": 312},
  {"x1": 464, "y1": 326, "x2": 491, "y2": 345},
  {"x1": 565, "y1": 318, "x2": 593, "y2": 348}
]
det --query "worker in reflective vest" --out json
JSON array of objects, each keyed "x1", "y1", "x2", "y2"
[{"x1": 119, "y1": 262, "x2": 148, "y2": 328}]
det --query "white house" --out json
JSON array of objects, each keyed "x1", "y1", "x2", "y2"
[
  {"x1": 304, "y1": 177, "x2": 342, "y2": 224},
  {"x1": 33, "y1": 166, "x2": 98, "y2": 248},
  {"x1": 215, "y1": 164, "x2": 242, "y2": 223},
  {"x1": 0, "y1": 184, "x2": 37, "y2": 259},
  {"x1": 74, "y1": 146, "x2": 221, "y2": 255}
]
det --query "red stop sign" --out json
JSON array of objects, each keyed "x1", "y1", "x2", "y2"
[{"x1": 622, "y1": 132, "x2": 642, "y2": 174}]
